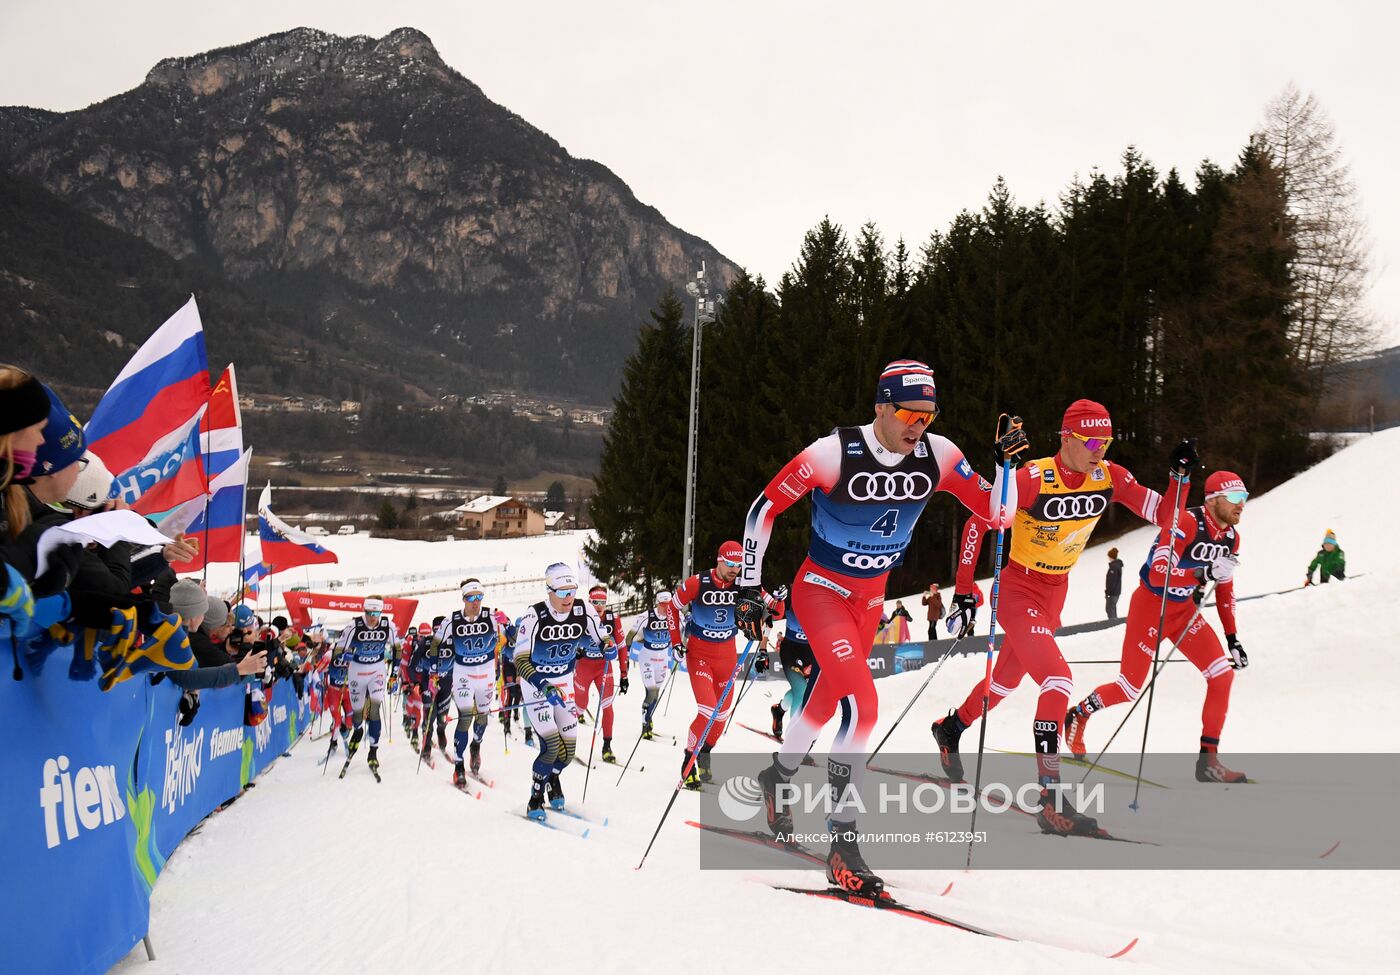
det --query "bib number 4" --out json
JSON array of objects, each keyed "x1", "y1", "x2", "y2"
[{"x1": 872, "y1": 508, "x2": 900, "y2": 538}]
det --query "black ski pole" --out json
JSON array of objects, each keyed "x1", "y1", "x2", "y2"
[
  {"x1": 866, "y1": 633, "x2": 968, "y2": 767},
  {"x1": 637, "y1": 638, "x2": 755, "y2": 870},
  {"x1": 617, "y1": 660, "x2": 680, "y2": 787},
  {"x1": 1128, "y1": 470, "x2": 1188, "y2": 810}
]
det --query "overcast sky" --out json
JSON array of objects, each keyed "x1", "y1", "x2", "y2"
[{"x1": 3, "y1": 1, "x2": 1397, "y2": 345}]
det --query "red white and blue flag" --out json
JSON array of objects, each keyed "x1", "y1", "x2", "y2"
[
  {"x1": 165, "y1": 447, "x2": 252, "y2": 573},
  {"x1": 200, "y1": 365, "x2": 244, "y2": 480},
  {"x1": 86, "y1": 297, "x2": 211, "y2": 510},
  {"x1": 258, "y1": 483, "x2": 338, "y2": 572},
  {"x1": 240, "y1": 562, "x2": 269, "y2": 603}
]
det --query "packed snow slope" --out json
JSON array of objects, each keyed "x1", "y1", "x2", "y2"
[{"x1": 116, "y1": 431, "x2": 1398, "y2": 974}]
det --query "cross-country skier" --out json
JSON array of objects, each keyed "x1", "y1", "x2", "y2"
[
  {"x1": 738, "y1": 359, "x2": 1022, "y2": 895},
  {"x1": 318, "y1": 636, "x2": 355, "y2": 755},
  {"x1": 674, "y1": 542, "x2": 783, "y2": 790},
  {"x1": 932, "y1": 399, "x2": 1193, "y2": 835},
  {"x1": 1066, "y1": 470, "x2": 1250, "y2": 782},
  {"x1": 515, "y1": 564, "x2": 614, "y2": 820},
  {"x1": 575, "y1": 584, "x2": 628, "y2": 763},
  {"x1": 499, "y1": 615, "x2": 530, "y2": 745},
  {"x1": 334, "y1": 596, "x2": 399, "y2": 778},
  {"x1": 623, "y1": 590, "x2": 681, "y2": 740},
  {"x1": 1305, "y1": 529, "x2": 1346, "y2": 586},
  {"x1": 413, "y1": 616, "x2": 453, "y2": 765},
  {"x1": 769, "y1": 606, "x2": 813, "y2": 742},
  {"x1": 436, "y1": 579, "x2": 504, "y2": 786}
]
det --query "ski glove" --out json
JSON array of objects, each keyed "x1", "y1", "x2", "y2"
[
  {"x1": 31, "y1": 542, "x2": 83, "y2": 599},
  {"x1": 618, "y1": 676, "x2": 629, "y2": 695},
  {"x1": 1201, "y1": 553, "x2": 1238, "y2": 584},
  {"x1": 544, "y1": 685, "x2": 565, "y2": 709},
  {"x1": 945, "y1": 592, "x2": 977, "y2": 638},
  {"x1": 995, "y1": 414, "x2": 1030, "y2": 465},
  {"x1": 734, "y1": 586, "x2": 766, "y2": 641},
  {"x1": 1226, "y1": 634, "x2": 1248, "y2": 670},
  {"x1": 1168, "y1": 438, "x2": 1198, "y2": 479},
  {"x1": 754, "y1": 649, "x2": 770, "y2": 675}
]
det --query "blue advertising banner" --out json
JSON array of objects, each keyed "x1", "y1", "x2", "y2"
[{"x1": 0, "y1": 659, "x2": 150, "y2": 975}]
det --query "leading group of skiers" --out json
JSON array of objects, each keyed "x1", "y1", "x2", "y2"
[{"x1": 310, "y1": 357, "x2": 1256, "y2": 892}]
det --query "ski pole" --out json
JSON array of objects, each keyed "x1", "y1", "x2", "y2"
[
  {"x1": 662, "y1": 647, "x2": 684, "y2": 716},
  {"x1": 966, "y1": 446, "x2": 1013, "y2": 871},
  {"x1": 1077, "y1": 583, "x2": 1214, "y2": 787},
  {"x1": 415, "y1": 676, "x2": 438, "y2": 776},
  {"x1": 866, "y1": 633, "x2": 968, "y2": 766},
  {"x1": 582, "y1": 673, "x2": 607, "y2": 802},
  {"x1": 637, "y1": 638, "x2": 756, "y2": 870},
  {"x1": 1128, "y1": 468, "x2": 1188, "y2": 811},
  {"x1": 617, "y1": 660, "x2": 681, "y2": 787}
]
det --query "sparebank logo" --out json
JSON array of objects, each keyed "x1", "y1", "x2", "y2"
[
  {"x1": 718, "y1": 775, "x2": 764, "y2": 821},
  {"x1": 162, "y1": 727, "x2": 204, "y2": 815},
  {"x1": 39, "y1": 755, "x2": 126, "y2": 849}
]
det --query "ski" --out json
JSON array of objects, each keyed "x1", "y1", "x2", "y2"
[
  {"x1": 520, "y1": 813, "x2": 591, "y2": 838},
  {"x1": 735, "y1": 724, "x2": 818, "y2": 765},
  {"x1": 1037, "y1": 826, "x2": 1159, "y2": 846},
  {"x1": 684, "y1": 820, "x2": 826, "y2": 866},
  {"x1": 337, "y1": 754, "x2": 356, "y2": 779},
  {"x1": 368, "y1": 762, "x2": 382, "y2": 783},
  {"x1": 769, "y1": 885, "x2": 1009, "y2": 938},
  {"x1": 549, "y1": 806, "x2": 609, "y2": 827},
  {"x1": 988, "y1": 747, "x2": 1170, "y2": 789},
  {"x1": 467, "y1": 770, "x2": 495, "y2": 789}
]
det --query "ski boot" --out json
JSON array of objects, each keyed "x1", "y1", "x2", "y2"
[
  {"x1": 410, "y1": 730, "x2": 420, "y2": 752},
  {"x1": 366, "y1": 746, "x2": 380, "y2": 776},
  {"x1": 327, "y1": 736, "x2": 338, "y2": 755},
  {"x1": 931, "y1": 709, "x2": 966, "y2": 780},
  {"x1": 756, "y1": 755, "x2": 794, "y2": 837},
  {"x1": 1065, "y1": 704, "x2": 1091, "y2": 761},
  {"x1": 1196, "y1": 750, "x2": 1248, "y2": 783},
  {"x1": 601, "y1": 738, "x2": 617, "y2": 764},
  {"x1": 771, "y1": 703, "x2": 785, "y2": 741},
  {"x1": 524, "y1": 728, "x2": 534, "y2": 746},
  {"x1": 469, "y1": 740, "x2": 482, "y2": 776},
  {"x1": 527, "y1": 783, "x2": 547, "y2": 822},
  {"x1": 826, "y1": 822, "x2": 884, "y2": 896},
  {"x1": 547, "y1": 772, "x2": 566, "y2": 810},
  {"x1": 1036, "y1": 784, "x2": 1100, "y2": 836},
  {"x1": 641, "y1": 720, "x2": 654, "y2": 741},
  {"x1": 453, "y1": 761, "x2": 468, "y2": 789},
  {"x1": 346, "y1": 726, "x2": 363, "y2": 761},
  {"x1": 681, "y1": 751, "x2": 703, "y2": 791},
  {"x1": 437, "y1": 726, "x2": 448, "y2": 752},
  {"x1": 697, "y1": 745, "x2": 715, "y2": 785},
  {"x1": 419, "y1": 734, "x2": 435, "y2": 768}
]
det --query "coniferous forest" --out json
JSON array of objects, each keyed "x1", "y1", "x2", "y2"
[{"x1": 590, "y1": 141, "x2": 1329, "y2": 597}]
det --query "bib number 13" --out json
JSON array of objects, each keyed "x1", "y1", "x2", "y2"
[{"x1": 872, "y1": 508, "x2": 899, "y2": 538}]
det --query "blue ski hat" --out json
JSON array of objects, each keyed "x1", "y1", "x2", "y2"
[
  {"x1": 876, "y1": 359, "x2": 937, "y2": 407},
  {"x1": 33, "y1": 385, "x2": 85, "y2": 477}
]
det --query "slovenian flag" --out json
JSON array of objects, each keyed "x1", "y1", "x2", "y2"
[
  {"x1": 165, "y1": 448, "x2": 252, "y2": 573},
  {"x1": 258, "y1": 483, "x2": 338, "y2": 572},
  {"x1": 87, "y1": 297, "x2": 211, "y2": 510}
]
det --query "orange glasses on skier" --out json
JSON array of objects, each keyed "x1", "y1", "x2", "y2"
[
  {"x1": 1064, "y1": 430, "x2": 1113, "y2": 452},
  {"x1": 892, "y1": 405, "x2": 938, "y2": 426}
]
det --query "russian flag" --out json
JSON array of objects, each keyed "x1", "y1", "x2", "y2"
[
  {"x1": 166, "y1": 448, "x2": 251, "y2": 573},
  {"x1": 258, "y1": 483, "x2": 338, "y2": 572},
  {"x1": 87, "y1": 297, "x2": 211, "y2": 508},
  {"x1": 202, "y1": 365, "x2": 244, "y2": 479},
  {"x1": 241, "y1": 562, "x2": 268, "y2": 602}
]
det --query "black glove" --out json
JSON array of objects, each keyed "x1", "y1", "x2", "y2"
[
  {"x1": 994, "y1": 414, "x2": 1030, "y2": 465},
  {"x1": 673, "y1": 641, "x2": 686, "y2": 660},
  {"x1": 177, "y1": 689, "x2": 201, "y2": 726},
  {"x1": 31, "y1": 542, "x2": 83, "y2": 598},
  {"x1": 618, "y1": 676, "x2": 629, "y2": 695},
  {"x1": 734, "y1": 586, "x2": 765, "y2": 641},
  {"x1": 1192, "y1": 584, "x2": 1206, "y2": 606},
  {"x1": 1226, "y1": 634, "x2": 1248, "y2": 670},
  {"x1": 754, "y1": 649, "x2": 770, "y2": 675},
  {"x1": 1169, "y1": 438, "x2": 1198, "y2": 479},
  {"x1": 945, "y1": 592, "x2": 977, "y2": 638}
]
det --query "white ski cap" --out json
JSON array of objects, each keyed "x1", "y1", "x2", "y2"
[
  {"x1": 655, "y1": 590, "x2": 673, "y2": 604},
  {"x1": 363, "y1": 597, "x2": 385, "y2": 614},
  {"x1": 461, "y1": 580, "x2": 485, "y2": 598},
  {"x1": 545, "y1": 563, "x2": 577, "y2": 592},
  {"x1": 65, "y1": 452, "x2": 115, "y2": 510}
]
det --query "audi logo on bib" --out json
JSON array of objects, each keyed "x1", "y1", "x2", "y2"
[
  {"x1": 847, "y1": 471, "x2": 933, "y2": 502},
  {"x1": 1189, "y1": 541, "x2": 1232, "y2": 563},
  {"x1": 455, "y1": 621, "x2": 491, "y2": 637},
  {"x1": 538, "y1": 623, "x2": 583, "y2": 643},
  {"x1": 842, "y1": 551, "x2": 899, "y2": 571},
  {"x1": 358, "y1": 628, "x2": 388, "y2": 642},
  {"x1": 1041, "y1": 494, "x2": 1108, "y2": 520},
  {"x1": 699, "y1": 589, "x2": 735, "y2": 606}
]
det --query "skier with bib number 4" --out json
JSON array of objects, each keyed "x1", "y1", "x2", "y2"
[
  {"x1": 737, "y1": 359, "x2": 1023, "y2": 896},
  {"x1": 932, "y1": 400, "x2": 1192, "y2": 836},
  {"x1": 1066, "y1": 470, "x2": 1250, "y2": 782}
]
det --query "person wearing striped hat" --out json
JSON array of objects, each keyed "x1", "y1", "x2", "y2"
[
  {"x1": 1066, "y1": 470, "x2": 1250, "y2": 783},
  {"x1": 735, "y1": 358, "x2": 1023, "y2": 896}
]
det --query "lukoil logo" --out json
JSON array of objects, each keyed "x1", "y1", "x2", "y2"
[
  {"x1": 162, "y1": 727, "x2": 204, "y2": 815},
  {"x1": 717, "y1": 775, "x2": 764, "y2": 822},
  {"x1": 39, "y1": 756, "x2": 126, "y2": 849}
]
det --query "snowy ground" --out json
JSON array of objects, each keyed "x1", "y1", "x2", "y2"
[{"x1": 118, "y1": 431, "x2": 1400, "y2": 974}]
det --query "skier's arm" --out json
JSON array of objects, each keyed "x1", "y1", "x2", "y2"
[
  {"x1": 929, "y1": 435, "x2": 1017, "y2": 527},
  {"x1": 953, "y1": 465, "x2": 1039, "y2": 593},
  {"x1": 512, "y1": 615, "x2": 545, "y2": 689},
  {"x1": 1106, "y1": 461, "x2": 1187, "y2": 531},
  {"x1": 610, "y1": 615, "x2": 628, "y2": 677},
  {"x1": 738, "y1": 435, "x2": 842, "y2": 588}
]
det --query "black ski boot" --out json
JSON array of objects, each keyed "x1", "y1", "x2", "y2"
[
  {"x1": 524, "y1": 728, "x2": 534, "y2": 746},
  {"x1": 697, "y1": 745, "x2": 715, "y2": 784},
  {"x1": 1036, "y1": 784, "x2": 1100, "y2": 836},
  {"x1": 931, "y1": 709, "x2": 966, "y2": 780},
  {"x1": 453, "y1": 761, "x2": 468, "y2": 789},
  {"x1": 1196, "y1": 749, "x2": 1248, "y2": 783},
  {"x1": 437, "y1": 726, "x2": 448, "y2": 752},
  {"x1": 346, "y1": 726, "x2": 363, "y2": 760},
  {"x1": 771, "y1": 703, "x2": 785, "y2": 741},
  {"x1": 756, "y1": 755, "x2": 794, "y2": 837},
  {"x1": 366, "y1": 745, "x2": 379, "y2": 775},
  {"x1": 681, "y1": 751, "x2": 702, "y2": 790},
  {"x1": 641, "y1": 720, "x2": 654, "y2": 741},
  {"x1": 469, "y1": 740, "x2": 482, "y2": 776},
  {"x1": 527, "y1": 778, "x2": 547, "y2": 821},
  {"x1": 419, "y1": 734, "x2": 435, "y2": 768},
  {"x1": 601, "y1": 738, "x2": 617, "y2": 764},
  {"x1": 547, "y1": 772, "x2": 565, "y2": 810},
  {"x1": 826, "y1": 822, "x2": 884, "y2": 896},
  {"x1": 410, "y1": 730, "x2": 420, "y2": 752}
]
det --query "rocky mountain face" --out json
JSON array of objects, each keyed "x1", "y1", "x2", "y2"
[{"x1": 1, "y1": 27, "x2": 737, "y2": 400}]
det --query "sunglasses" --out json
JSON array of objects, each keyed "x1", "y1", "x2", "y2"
[
  {"x1": 1065, "y1": 430, "x2": 1113, "y2": 452},
  {"x1": 463, "y1": 594, "x2": 483, "y2": 602},
  {"x1": 719, "y1": 558, "x2": 742, "y2": 569},
  {"x1": 1217, "y1": 490, "x2": 1249, "y2": 505},
  {"x1": 891, "y1": 405, "x2": 938, "y2": 426},
  {"x1": 549, "y1": 587, "x2": 577, "y2": 598},
  {"x1": 589, "y1": 596, "x2": 607, "y2": 603}
]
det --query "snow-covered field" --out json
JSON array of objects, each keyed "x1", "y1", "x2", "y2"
[{"x1": 116, "y1": 430, "x2": 1399, "y2": 974}]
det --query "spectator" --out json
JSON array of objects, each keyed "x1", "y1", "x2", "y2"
[
  {"x1": 921, "y1": 584, "x2": 944, "y2": 641},
  {"x1": 166, "y1": 582, "x2": 264, "y2": 692},
  {"x1": 1306, "y1": 530, "x2": 1347, "y2": 586},
  {"x1": 891, "y1": 600, "x2": 912, "y2": 623},
  {"x1": 1105, "y1": 547, "x2": 1123, "y2": 619}
]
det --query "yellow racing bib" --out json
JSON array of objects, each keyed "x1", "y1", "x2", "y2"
[{"x1": 1008, "y1": 456, "x2": 1114, "y2": 575}]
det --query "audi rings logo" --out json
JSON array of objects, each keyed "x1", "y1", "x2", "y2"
[
  {"x1": 538, "y1": 623, "x2": 583, "y2": 642},
  {"x1": 1040, "y1": 495, "x2": 1108, "y2": 520},
  {"x1": 699, "y1": 589, "x2": 736, "y2": 606},
  {"x1": 455, "y1": 620, "x2": 492, "y2": 637},
  {"x1": 1189, "y1": 541, "x2": 1232, "y2": 563},
  {"x1": 842, "y1": 551, "x2": 899, "y2": 571},
  {"x1": 847, "y1": 471, "x2": 933, "y2": 502}
]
